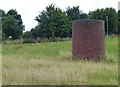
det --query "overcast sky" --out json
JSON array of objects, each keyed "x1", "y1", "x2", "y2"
[{"x1": 0, "y1": 0, "x2": 119, "y2": 31}]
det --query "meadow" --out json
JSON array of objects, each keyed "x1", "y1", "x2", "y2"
[{"x1": 2, "y1": 37, "x2": 118, "y2": 85}]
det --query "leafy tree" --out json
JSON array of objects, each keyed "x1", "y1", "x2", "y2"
[
  {"x1": 0, "y1": 9, "x2": 6, "y2": 41},
  {"x1": 2, "y1": 9, "x2": 24, "y2": 39},
  {"x1": 104, "y1": 8, "x2": 118, "y2": 34},
  {"x1": 3, "y1": 15, "x2": 19, "y2": 39},
  {"x1": 66, "y1": 6, "x2": 88, "y2": 37},
  {"x1": 88, "y1": 7, "x2": 118, "y2": 34},
  {"x1": 35, "y1": 4, "x2": 70, "y2": 38},
  {"x1": 66, "y1": 6, "x2": 81, "y2": 21},
  {"x1": 30, "y1": 27, "x2": 40, "y2": 39},
  {"x1": 118, "y1": 10, "x2": 120, "y2": 35},
  {"x1": 66, "y1": 6, "x2": 88, "y2": 20},
  {"x1": 31, "y1": 26, "x2": 44, "y2": 38},
  {"x1": 89, "y1": 8, "x2": 105, "y2": 19},
  {"x1": 22, "y1": 31, "x2": 32, "y2": 39},
  {"x1": 0, "y1": 9, "x2": 6, "y2": 21},
  {"x1": 80, "y1": 13, "x2": 88, "y2": 19}
]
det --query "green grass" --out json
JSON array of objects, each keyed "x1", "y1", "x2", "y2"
[{"x1": 2, "y1": 37, "x2": 118, "y2": 85}]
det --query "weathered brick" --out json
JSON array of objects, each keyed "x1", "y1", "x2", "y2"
[{"x1": 72, "y1": 19, "x2": 105, "y2": 61}]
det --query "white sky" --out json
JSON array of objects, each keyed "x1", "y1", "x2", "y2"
[{"x1": 0, "y1": 0, "x2": 119, "y2": 31}]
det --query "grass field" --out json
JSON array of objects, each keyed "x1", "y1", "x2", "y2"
[{"x1": 2, "y1": 37, "x2": 118, "y2": 85}]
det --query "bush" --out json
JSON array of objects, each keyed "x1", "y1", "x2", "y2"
[
  {"x1": 22, "y1": 38, "x2": 35, "y2": 44},
  {"x1": 2, "y1": 40, "x2": 22, "y2": 44},
  {"x1": 49, "y1": 37, "x2": 61, "y2": 42},
  {"x1": 2, "y1": 37, "x2": 72, "y2": 44}
]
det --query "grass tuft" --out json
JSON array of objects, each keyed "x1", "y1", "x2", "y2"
[{"x1": 59, "y1": 51, "x2": 72, "y2": 61}]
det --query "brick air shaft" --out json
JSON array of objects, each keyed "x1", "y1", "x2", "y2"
[{"x1": 72, "y1": 19, "x2": 105, "y2": 61}]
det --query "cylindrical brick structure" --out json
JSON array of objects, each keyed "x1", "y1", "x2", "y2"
[{"x1": 72, "y1": 19, "x2": 105, "y2": 61}]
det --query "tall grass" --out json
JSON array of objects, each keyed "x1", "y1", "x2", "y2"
[{"x1": 2, "y1": 37, "x2": 118, "y2": 85}]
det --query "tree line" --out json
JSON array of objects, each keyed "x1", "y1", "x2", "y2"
[{"x1": 0, "y1": 4, "x2": 119, "y2": 40}]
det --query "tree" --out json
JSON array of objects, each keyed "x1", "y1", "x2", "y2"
[
  {"x1": 30, "y1": 27, "x2": 40, "y2": 39},
  {"x1": 66, "y1": 6, "x2": 88, "y2": 37},
  {"x1": 35, "y1": 4, "x2": 70, "y2": 38},
  {"x1": 118, "y1": 10, "x2": 120, "y2": 35},
  {"x1": 88, "y1": 7, "x2": 118, "y2": 35},
  {"x1": 80, "y1": 13, "x2": 88, "y2": 19},
  {"x1": 66, "y1": 6, "x2": 81, "y2": 21},
  {"x1": 31, "y1": 26, "x2": 44, "y2": 38},
  {"x1": 2, "y1": 9, "x2": 24, "y2": 39},
  {"x1": 0, "y1": 9, "x2": 6, "y2": 41},
  {"x1": 104, "y1": 8, "x2": 118, "y2": 34},
  {"x1": 0, "y1": 9, "x2": 6, "y2": 21},
  {"x1": 3, "y1": 15, "x2": 19, "y2": 39},
  {"x1": 22, "y1": 31, "x2": 32, "y2": 39},
  {"x1": 88, "y1": 8, "x2": 105, "y2": 19}
]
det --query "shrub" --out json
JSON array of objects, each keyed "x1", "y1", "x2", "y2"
[
  {"x1": 2, "y1": 40, "x2": 22, "y2": 44},
  {"x1": 22, "y1": 38, "x2": 35, "y2": 44}
]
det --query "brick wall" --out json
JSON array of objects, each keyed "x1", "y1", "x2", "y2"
[{"x1": 72, "y1": 19, "x2": 105, "y2": 61}]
